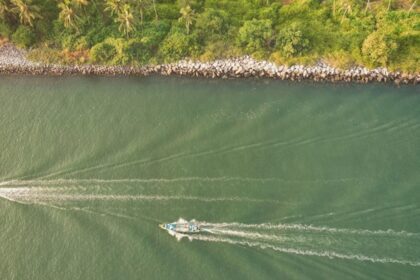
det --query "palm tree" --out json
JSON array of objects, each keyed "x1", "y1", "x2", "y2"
[
  {"x1": 117, "y1": 4, "x2": 135, "y2": 37},
  {"x1": 10, "y1": 0, "x2": 42, "y2": 26},
  {"x1": 104, "y1": 0, "x2": 124, "y2": 16},
  {"x1": 364, "y1": 0, "x2": 370, "y2": 13},
  {"x1": 58, "y1": 1, "x2": 80, "y2": 30},
  {"x1": 134, "y1": 0, "x2": 150, "y2": 25},
  {"x1": 177, "y1": 0, "x2": 193, "y2": 9},
  {"x1": 387, "y1": 0, "x2": 392, "y2": 11},
  {"x1": 336, "y1": 0, "x2": 352, "y2": 22},
  {"x1": 0, "y1": 0, "x2": 10, "y2": 21},
  {"x1": 74, "y1": 0, "x2": 88, "y2": 7},
  {"x1": 151, "y1": 0, "x2": 158, "y2": 20},
  {"x1": 178, "y1": 5, "x2": 195, "y2": 34},
  {"x1": 408, "y1": 0, "x2": 417, "y2": 14}
]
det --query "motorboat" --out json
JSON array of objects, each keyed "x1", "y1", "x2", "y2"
[{"x1": 159, "y1": 218, "x2": 200, "y2": 234}]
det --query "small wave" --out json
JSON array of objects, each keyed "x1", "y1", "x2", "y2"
[
  {"x1": 0, "y1": 177, "x2": 287, "y2": 186},
  {"x1": 0, "y1": 176, "x2": 372, "y2": 188},
  {"x1": 201, "y1": 222, "x2": 419, "y2": 238},
  {"x1": 190, "y1": 235, "x2": 420, "y2": 267},
  {"x1": 208, "y1": 228, "x2": 306, "y2": 243},
  {"x1": 0, "y1": 188, "x2": 280, "y2": 204}
]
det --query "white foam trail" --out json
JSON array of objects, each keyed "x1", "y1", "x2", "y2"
[
  {"x1": 190, "y1": 235, "x2": 420, "y2": 267},
  {"x1": 0, "y1": 188, "x2": 279, "y2": 204},
  {"x1": 0, "y1": 177, "x2": 286, "y2": 185},
  {"x1": 0, "y1": 176, "x2": 367, "y2": 187},
  {"x1": 208, "y1": 228, "x2": 305, "y2": 243},
  {"x1": 201, "y1": 222, "x2": 420, "y2": 238},
  {"x1": 0, "y1": 180, "x2": 16, "y2": 186}
]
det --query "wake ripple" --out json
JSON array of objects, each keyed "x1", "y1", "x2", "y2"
[
  {"x1": 202, "y1": 222, "x2": 420, "y2": 238},
  {"x1": 0, "y1": 187, "x2": 280, "y2": 204},
  {"x1": 191, "y1": 235, "x2": 420, "y2": 266},
  {"x1": 168, "y1": 220, "x2": 420, "y2": 267},
  {"x1": 0, "y1": 177, "x2": 286, "y2": 186}
]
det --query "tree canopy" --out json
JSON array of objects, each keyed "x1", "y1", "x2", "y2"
[{"x1": 0, "y1": 0, "x2": 418, "y2": 71}]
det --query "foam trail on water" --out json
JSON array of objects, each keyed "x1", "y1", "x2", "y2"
[
  {"x1": 0, "y1": 176, "x2": 367, "y2": 187},
  {"x1": 190, "y1": 235, "x2": 420, "y2": 267},
  {"x1": 0, "y1": 187, "x2": 279, "y2": 204},
  {"x1": 167, "y1": 220, "x2": 420, "y2": 266},
  {"x1": 1, "y1": 177, "x2": 283, "y2": 186},
  {"x1": 208, "y1": 228, "x2": 306, "y2": 243},
  {"x1": 201, "y1": 222, "x2": 420, "y2": 238},
  {"x1": 0, "y1": 180, "x2": 16, "y2": 186}
]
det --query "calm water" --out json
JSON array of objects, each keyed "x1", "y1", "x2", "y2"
[{"x1": 0, "y1": 76, "x2": 419, "y2": 279}]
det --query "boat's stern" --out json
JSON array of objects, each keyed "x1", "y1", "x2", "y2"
[{"x1": 159, "y1": 223, "x2": 176, "y2": 231}]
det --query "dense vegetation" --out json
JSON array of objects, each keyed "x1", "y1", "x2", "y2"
[{"x1": 0, "y1": 0, "x2": 419, "y2": 71}]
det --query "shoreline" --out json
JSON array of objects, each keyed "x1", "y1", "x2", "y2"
[{"x1": 0, "y1": 44, "x2": 418, "y2": 85}]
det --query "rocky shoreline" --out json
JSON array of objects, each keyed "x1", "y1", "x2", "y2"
[{"x1": 0, "y1": 43, "x2": 418, "y2": 85}]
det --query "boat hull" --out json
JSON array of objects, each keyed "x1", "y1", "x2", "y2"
[{"x1": 159, "y1": 220, "x2": 200, "y2": 234}]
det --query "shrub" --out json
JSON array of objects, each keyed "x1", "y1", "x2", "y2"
[
  {"x1": 120, "y1": 38, "x2": 153, "y2": 65},
  {"x1": 237, "y1": 19, "x2": 273, "y2": 53},
  {"x1": 258, "y1": 3, "x2": 281, "y2": 24},
  {"x1": 362, "y1": 31, "x2": 398, "y2": 67},
  {"x1": 0, "y1": 22, "x2": 12, "y2": 38},
  {"x1": 74, "y1": 37, "x2": 89, "y2": 51},
  {"x1": 276, "y1": 26, "x2": 310, "y2": 58},
  {"x1": 137, "y1": 21, "x2": 171, "y2": 50},
  {"x1": 27, "y1": 47, "x2": 62, "y2": 64},
  {"x1": 324, "y1": 50, "x2": 355, "y2": 69},
  {"x1": 61, "y1": 49, "x2": 90, "y2": 64},
  {"x1": 90, "y1": 37, "x2": 154, "y2": 65},
  {"x1": 156, "y1": 4, "x2": 180, "y2": 20},
  {"x1": 85, "y1": 25, "x2": 119, "y2": 47},
  {"x1": 195, "y1": 8, "x2": 229, "y2": 41},
  {"x1": 269, "y1": 51, "x2": 284, "y2": 65},
  {"x1": 269, "y1": 51, "x2": 317, "y2": 66},
  {"x1": 251, "y1": 50, "x2": 269, "y2": 60},
  {"x1": 90, "y1": 40, "x2": 118, "y2": 64},
  {"x1": 11, "y1": 26, "x2": 36, "y2": 48},
  {"x1": 60, "y1": 34, "x2": 80, "y2": 50},
  {"x1": 199, "y1": 40, "x2": 231, "y2": 61},
  {"x1": 158, "y1": 31, "x2": 200, "y2": 62}
]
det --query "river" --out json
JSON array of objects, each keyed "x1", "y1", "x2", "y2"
[{"x1": 0, "y1": 76, "x2": 419, "y2": 279}]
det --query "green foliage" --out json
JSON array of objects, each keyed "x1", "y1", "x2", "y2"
[
  {"x1": 199, "y1": 40, "x2": 240, "y2": 61},
  {"x1": 90, "y1": 37, "x2": 154, "y2": 65},
  {"x1": 140, "y1": 21, "x2": 171, "y2": 44},
  {"x1": 11, "y1": 25, "x2": 35, "y2": 47},
  {"x1": 1, "y1": 0, "x2": 418, "y2": 71},
  {"x1": 84, "y1": 24, "x2": 119, "y2": 48},
  {"x1": 258, "y1": 3, "x2": 281, "y2": 24},
  {"x1": 324, "y1": 50, "x2": 356, "y2": 69},
  {"x1": 0, "y1": 21, "x2": 12, "y2": 37},
  {"x1": 178, "y1": 5, "x2": 196, "y2": 34},
  {"x1": 27, "y1": 47, "x2": 62, "y2": 64},
  {"x1": 158, "y1": 31, "x2": 200, "y2": 62},
  {"x1": 362, "y1": 31, "x2": 398, "y2": 67},
  {"x1": 115, "y1": 37, "x2": 153, "y2": 65},
  {"x1": 90, "y1": 39, "x2": 118, "y2": 64},
  {"x1": 156, "y1": 4, "x2": 179, "y2": 20},
  {"x1": 276, "y1": 25, "x2": 310, "y2": 58},
  {"x1": 195, "y1": 8, "x2": 228, "y2": 40},
  {"x1": 237, "y1": 19, "x2": 273, "y2": 53}
]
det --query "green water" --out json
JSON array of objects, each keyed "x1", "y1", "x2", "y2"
[{"x1": 0, "y1": 76, "x2": 419, "y2": 279}]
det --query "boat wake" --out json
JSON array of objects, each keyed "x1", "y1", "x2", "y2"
[
  {"x1": 0, "y1": 185, "x2": 280, "y2": 204},
  {"x1": 169, "y1": 220, "x2": 420, "y2": 267},
  {"x1": 1, "y1": 183, "x2": 419, "y2": 267}
]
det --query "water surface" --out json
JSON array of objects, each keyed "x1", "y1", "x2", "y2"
[{"x1": 0, "y1": 76, "x2": 419, "y2": 279}]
